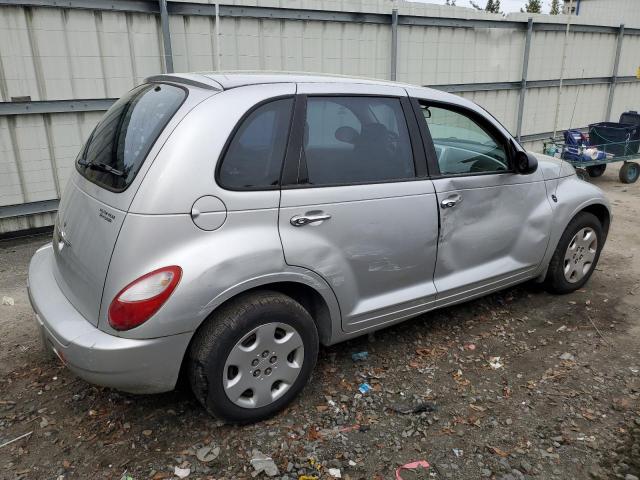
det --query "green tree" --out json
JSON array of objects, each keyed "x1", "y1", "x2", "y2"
[
  {"x1": 521, "y1": 0, "x2": 542, "y2": 13},
  {"x1": 488, "y1": 0, "x2": 501, "y2": 13},
  {"x1": 445, "y1": 0, "x2": 457, "y2": 5},
  {"x1": 549, "y1": 0, "x2": 560, "y2": 14}
]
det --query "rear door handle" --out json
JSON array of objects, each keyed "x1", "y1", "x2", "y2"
[
  {"x1": 440, "y1": 194, "x2": 462, "y2": 209},
  {"x1": 290, "y1": 212, "x2": 332, "y2": 227}
]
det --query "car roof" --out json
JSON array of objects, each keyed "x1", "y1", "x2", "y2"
[
  {"x1": 144, "y1": 71, "x2": 472, "y2": 114},
  {"x1": 146, "y1": 71, "x2": 437, "y2": 94}
]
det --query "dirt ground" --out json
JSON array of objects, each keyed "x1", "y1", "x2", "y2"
[{"x1": 1, "y1": 164, "x2": 640, "y2": 480}]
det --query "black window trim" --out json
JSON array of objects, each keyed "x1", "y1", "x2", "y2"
[
  {"x1": 75, "y1": 82, "x2": 188, "y2": 193},
  {"x1": 280, "y1": 93, "x2": 428, "y2": 189},
  {"x1": 215, "y1": 94, "x2": 296, "y2": 192},
  {"x1": 411, "y1": 97, "x2": 517, "y2": 179}
]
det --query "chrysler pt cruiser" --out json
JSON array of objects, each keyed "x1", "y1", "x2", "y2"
[{"x1": 28, "y1": 73, "x2": 610, "y2": 423}]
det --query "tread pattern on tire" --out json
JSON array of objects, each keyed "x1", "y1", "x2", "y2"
[
  {"x1": 544, "y1": 211, "x2": 603, "y2": 294},
  {"x1": 188, "y1": 290, "x2": 317, "y2": 422}
]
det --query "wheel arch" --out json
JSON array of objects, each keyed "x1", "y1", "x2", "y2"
[
  {"x1": 175, "y1": 274, "x2": 340, "y2": 390},
  {"x1": 535, "y1": 198, "x2": 611, "y2": 282}
]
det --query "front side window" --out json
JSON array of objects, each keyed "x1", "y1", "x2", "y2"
[
  {"x1": 218, "y1": 98, "x2": 293, "y2": 189},
  {"x1": 77, "y1": 83, "x2": 186, "y2": 191},
  {"x1": 421, "y1": 105, "x2": 509, "y2": 175},
  {"x1": 302, "y1": 97, "x2": 415, "y2": 185}
]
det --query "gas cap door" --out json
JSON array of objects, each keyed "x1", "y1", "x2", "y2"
[{"x1": 190, "y1": 196, "x2": 227, "y2": 231}]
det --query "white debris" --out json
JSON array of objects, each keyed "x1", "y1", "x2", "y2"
[
  {"x1": 2, "y1": 296, "x2": 14, "y2": 306},
  {"x1": 174, "y1": 466, "x2": 190, "y2": 478},
  {"x1": 250, "y1": 449, "x2": 279, "y2": 477},
  {"x1": 488, "y1": 356, "x2": 503, "y2": 369},
  {"x1": 559, "y1": 352, "x2": 575, "y2": 361},
  {"x1": 328, "y1": 468, "x2": 342, "y2": 478}
]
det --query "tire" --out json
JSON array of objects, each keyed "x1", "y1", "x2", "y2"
[
  {"x1": 544, "y1": 212, "x2": 603, "y2": 294},
  {"x1": 586, "y1": 164, "x2": 606, "y2": 178},
  {"x1": 188, "y1": 290, "x2": 319, "y2": 423},
  {"x1": 619, "y1": 162, "x2": 640, "y2": 184}
]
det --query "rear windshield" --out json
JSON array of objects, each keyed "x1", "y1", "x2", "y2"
[{"x1": 76, "y1": 83, "x2": 186, "y2": 192}]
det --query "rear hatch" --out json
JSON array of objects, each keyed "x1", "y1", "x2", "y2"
[{"x1": 52, "y1": 82, "x2": 189, "y2": 326}]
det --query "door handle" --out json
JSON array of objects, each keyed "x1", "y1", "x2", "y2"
[
  {"x1": 290, "y1": 212, "x2": 332, "y2": 227},
  {"x1": 440, "y1": 194, "x2": 461, "y2": 209}
]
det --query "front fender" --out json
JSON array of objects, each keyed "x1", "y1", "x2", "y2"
[{"x1": 535, "y1": 176, "x2": 611, "y2": 280}]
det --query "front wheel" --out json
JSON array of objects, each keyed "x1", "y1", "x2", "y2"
[
  {"x1": 544, "y1": 212, "x2": 603, "y2": 294},
  {"x1": 188, "y1": 291, "x2": 318, "y2": 423}
]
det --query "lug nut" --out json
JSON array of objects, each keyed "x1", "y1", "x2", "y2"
[
  {"x1": 265, "y1": 368, "x2": 272, "y2": 375},
  {"x1": 251, "y1": 359, "x2": 259, "y2": 367},
  {"x1": 262, "y1": 350, "x2": 269, "y2": 358},
  {"x1": 253, "y1": 369, "x2": 261, "y2": 377},
  {"x1": 269, "y1": 356, "x2": 277, "y2": 363}
]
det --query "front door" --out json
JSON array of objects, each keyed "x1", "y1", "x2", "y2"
[
  {"x1": 278, "y1": 84, "x2": 440, "y2": 333},
  {"x1": 412, "y1": 98, "x2": 553, "y2": 307}
]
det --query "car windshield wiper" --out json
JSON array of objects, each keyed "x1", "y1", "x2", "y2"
[{"x1": 78, "y1": 158, "x2": 125, "y2": 177}]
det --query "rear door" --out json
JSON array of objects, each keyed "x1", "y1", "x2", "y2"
[
  {"x1": 52, "y1": 82, "x2": 206, "y2": 325},
  {"x1": 410, "y1": 96, "x2": 553, "y2": 307},
  {"x1": 278, "y1": 83, "x2": 439, "y2": 333}
]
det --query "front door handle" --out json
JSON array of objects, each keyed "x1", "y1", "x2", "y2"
[
  {"x1": 290, "y1": 212, "x2": 332, "y2": 227},
  {"x1": 440, "y1": 194, "x2": 462, "y2": 209}
]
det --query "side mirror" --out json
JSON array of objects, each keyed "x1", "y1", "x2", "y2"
[{"x1": 514, "y1": 151, "x2": 538, "y2": 175}]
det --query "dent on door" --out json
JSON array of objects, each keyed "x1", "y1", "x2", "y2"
[{"x1": 433, "y1": 175, "x2": 553, "y2": 306}]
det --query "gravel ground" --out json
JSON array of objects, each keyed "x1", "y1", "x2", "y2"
[{"x1": 1, "y1": 165, "x2": 639, "y2": 480}]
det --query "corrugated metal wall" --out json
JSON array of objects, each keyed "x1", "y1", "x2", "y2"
[{"x1": 0, "y1": 0, "x2": 639, "y2": 234}]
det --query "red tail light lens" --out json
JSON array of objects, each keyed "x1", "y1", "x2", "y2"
[{"x1": 108, "y1": 266, "x2": 182, "y2": 331}]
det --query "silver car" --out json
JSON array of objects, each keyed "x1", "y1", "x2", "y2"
[{"x1": 28, "y1": 72, "x2": 610, "y2": 423}]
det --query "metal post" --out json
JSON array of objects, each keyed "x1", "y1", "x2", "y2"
[
  {"x1": 215, "y1": 2, "x2": 221, "y2": 71},
  {"x1": 605, "y1": 24, "x2": 625, "y2": 121},
  {"x1": 552, "y1": 0, "x2": 575, "y2": 139},
  {"x1": 390, "y1": 0, "x2": 398, "y2": 81},
  {"x1": 516, "y1": 18, "x2": 533, "y2": 141},
  {"x1": 159, "y1": 0, "x2": 174, "y2": 73}
]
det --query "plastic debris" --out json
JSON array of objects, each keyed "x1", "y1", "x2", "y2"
[
  {"x1": 388, "y1": 401, "x2": 436, "y2": 415},
  {"x1": 560, "y1": 352, "x2": 575, "y2": 361},
  {"x1": 0, "y1": 431, "x2": 32, "y2": 449},
  {"x1": 358, "y1": 383, "x2": 372, "y2": 394},
  {"x1": 327, "y1": 468, "x2": 342, "y2": 478},
  {"x1": 196, "y1": 445, "x2": 220, "y2": 463},
  {"x1": 250, "y1": 449, "x2": 279, "y2": 477},
  {"x1": 298, "y1": 476, "x2": 318, "y2": 480},
  {"x1": 174, "y1": 466, "x2": 190, "y2": 479},
  {"x1": 488, "y1": 356, "x2": 503, "y2": 369},
  {"x1": 395, "y1": 460, "x2": 430, "y2": 480},
  {"x1": 452, "y1": 448, "x2": 463, "y2": 458},
  {"x1": 1, "y1": 296, "x2": 14, "y2": 306},
  {"x1": 351, "y1": 351, "x2": 369, "y2": 362}
]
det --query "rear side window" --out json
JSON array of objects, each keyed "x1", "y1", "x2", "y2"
[
  {"x1": 77, "y1": 83, "x2": 185, "y2": 192},
  {"x1": 302, "y1": 97, "x2": 414, "y2": 186},
  {"x1": 218, "y1": 98, "x2": 293, "y2": 189}
]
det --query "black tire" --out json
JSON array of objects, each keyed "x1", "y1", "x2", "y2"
[
  {"x1": 586, "y1": 164, "x2": 606, "y2": 178},
  {"x1": 544, "y1": 212, "x2": 603, "y2": 294},
  {"x1": 619, "y1": 162, "x2": 640, "y2": 184},
  {"x1": 188, "y1": 290, "x2": 319, "y2": 423}
]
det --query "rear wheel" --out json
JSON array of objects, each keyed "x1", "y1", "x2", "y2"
[
  {"x1": 188, "y1": 291, "x2": 318, "y2": 423},
  {"x1": 619, "y1": 162, "x2": 639, "y2": 184},
  {"x1": 544, "y1": 212, "x2": 603, "y2": 294},
  {"x1": 586, "y1": 164, "x2": 606, "y2": 178}
]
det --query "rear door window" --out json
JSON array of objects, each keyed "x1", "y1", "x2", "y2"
[
  {"x1": 218, "y1": 98, "x2": 293, "y2": 189},
  {"x1": 77, "y1": 83, "x2": 186, "y2": 192},
  {"x1": 302, "y1": 97, "x2": 415, "y2": 185}
]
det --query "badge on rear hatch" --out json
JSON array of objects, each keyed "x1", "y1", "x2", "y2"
[{"x1": 99, "y1": 208, "x2": 116, "y2": 224}]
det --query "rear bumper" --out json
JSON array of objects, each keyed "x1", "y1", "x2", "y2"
[{"x1": 27, "y1": 244, "x2": 191, "y2": 394}]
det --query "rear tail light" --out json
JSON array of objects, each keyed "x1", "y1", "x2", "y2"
[{"x1": 108, "y1": 266, "x2": 182, "y2": 331}]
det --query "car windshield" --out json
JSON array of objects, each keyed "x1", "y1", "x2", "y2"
[{"x1": 77, "y1": 83, "x2": 186, "y2": 192}]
